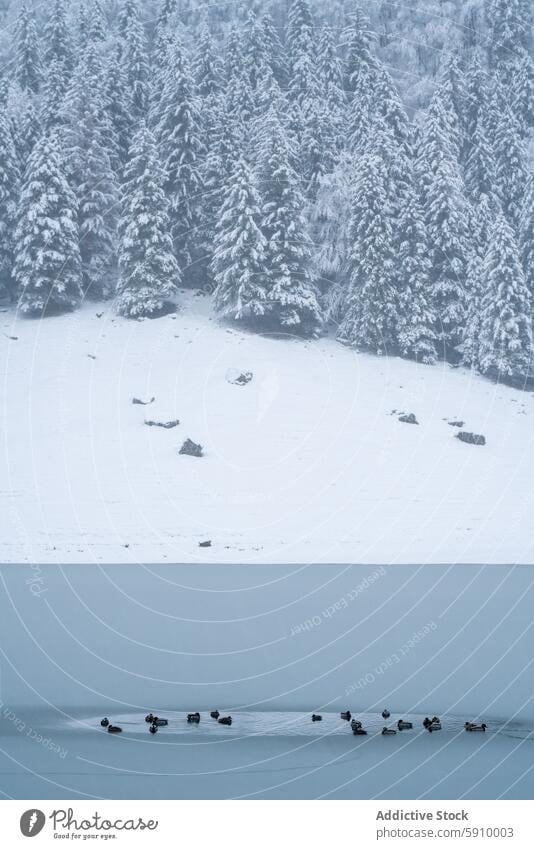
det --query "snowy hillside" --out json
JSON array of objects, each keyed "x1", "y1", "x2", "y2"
[{"x1": 2, "y1": 292, "x2": 534, "y2": 565}]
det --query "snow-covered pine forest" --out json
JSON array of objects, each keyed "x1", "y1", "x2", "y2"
[{"x1": 1, "y1": 0, "x2": 534, "y2": 384}]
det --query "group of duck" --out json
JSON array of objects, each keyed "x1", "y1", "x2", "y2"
[
  {"x1": 99, "y1": 708, "x2": 487, "y2": 736},
  {"x1": 317, "y1": 709, "x2": 486, "y2": 736},
  {"x1": 99, "y1": 710, "x2": 233, "y2": 735}
]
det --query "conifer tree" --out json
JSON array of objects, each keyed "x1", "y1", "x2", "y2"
[
  {"x1": 154, "y1": 55, "x2": 205, "y2": 279},
  {"x1": 261, "y1": 14, "x2": 287, "y2": 87},
  {"x1": 514, "y1": 50, "x2": 534, "y2": 136},
  {"x1": 396, "y1": 182, "x2": 437, "y2": 364},
  {"x1": 258, "y1": 108, "x2": 322, "y2": 336},
  {"x1": 337, "y1": 152, "x2": 397, "y2": 354},
  {"x1": 0, "y1": 107, "x2": 20, "y2": 301},
  {"x1": 104, "y1": 43, "x2": 133, "y2": 176},
  {"x1": 116, "y1": 126, "x2": 179, "y2": 317},
  {"x1": 519, "y1": 174, "x2": 534, "y2": 300},
  {"x1": 14, "y1": 133, "x2": 82, "y2": 314},
  {"x1": 44, "y1": 0, "x2": 73, "y2": 77},
  {"x1": 478, "y1": 212, "x2": 533, "y2": 379},
  {"x1": 424, "y1": 155, "x2": 469, "y2": 359},
  {"x1": 494, "y1": 106, "x2": 527, "y2": 228},
  {"x1": 15, "y1": 2, "x2": 41, "y2": 95},
  {"x1": 461, "y1": 194, "x2": 497, "y2": 367},
  {"x1": 194, "y1": 20, "x2": 222, "y2": 99},
  {"x1": 123, "y1": 0, "x2": 149, "y2": 121},
  {"x1": 212, "y1": 156, "x2": 267, "y2": 323}
]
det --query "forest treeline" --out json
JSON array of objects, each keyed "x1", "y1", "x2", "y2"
[{"x1": 1, "y1": 0, "x2": 533, "y2": 382}]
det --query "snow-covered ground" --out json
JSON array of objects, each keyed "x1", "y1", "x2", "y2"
[
  {"x1": 1, "y1": 292, "x2": 534, "y2": 564},
  {"x1": 1, "y1": 563, "x2": 533, "y2": 798}
]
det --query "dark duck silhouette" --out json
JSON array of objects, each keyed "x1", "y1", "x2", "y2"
[
  {"x1": 210, "y1": 710, "x2": 220, "y2": 720},
  {"x1": 340, "y1": 711, "x2": 351, "y2": 721},
  {"x1": 382, "y1": 709, "x2": 391, "y2": 719},
  {"x1": 149, "y1": 724, "x2": 158, "y2": 735},
  {"x1": 107, "y1": 724, "x2": 122, "y2": 734},
  {"x1": 187, "y1": 712, "x2": 200, "y2": 724},
  {"x1": 397, "y1": 720, "x2": 413, "y2": 730},
  {"x1": 465, "y1": 722, "x2": 487, "y2": 732},
  {"x1": 311, "y1": 714, "x2": 322, "y2": 722},
  {"x1": 218, "y1": 716, "x2": 232, "y2": 726},
  {"x1": 145, "y1": 713, "x2": 154, "y2": 724},
  {"x1": 382, "y1": 727, "x2": 396, "y2": 735},
  {"x1": 100, "y1": 718, "x2": 110, "y2": 728}
]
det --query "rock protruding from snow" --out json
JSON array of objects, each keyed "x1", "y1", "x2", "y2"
[
  {"x1": 145, "y1": 419, "x2": 180, "y2": 429},
  {"x1": 199, "y1": 540, "x2": 212, "y2": 548},
  {"x1": 226, "y1": 368, "x2": 253, "y2": 386},
  {"x1": 132, "y1": 396, "x2": 155, "y2": 406},
  {"x1": 456, "y1": 431, "x2": 486, "y2": 446},
  {"x1": 399, "y1": 413, "x2": 419, "y2": 425},
  {"x1": 179, "y1": 439, "x2": 203, "y2": 457},
  {"x1": 448, "y1": 420, "x2": 465, "y2": 427}
]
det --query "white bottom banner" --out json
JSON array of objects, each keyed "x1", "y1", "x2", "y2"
[{"x1": 1, "y1": 800, "x2": 532, "y2": 848}]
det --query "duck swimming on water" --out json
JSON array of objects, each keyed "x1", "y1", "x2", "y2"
[
  {"x1": 187, "y1": 712, "x2": 200, "y2": 724},
  {"x1": 340, "y1": 711, "x2": 351, "y2": 721},
  {"x1": 100, "y1": 718, "x2": 110, "y2": 728},
  {"x1": 210, "y1": 711, "x2": 220, "y2": 720},
  {"x1": 107, "y1": 724, "x2": 122, "y2": 734},
  {"x1": 149, "y1": 724, "x2": 157, "y2": 735},
  {"x1": 382, "y1": 710, "x2": 391, "y2": 719},
  {"x1": 218, "y1": 716, "x2": 232, "y2": 726},
  {"x1": 397, "y1": 720, "x2": 413, "y2": 730},
  {"x1": 382, "y1": 727, "x2": 396, "y2": 735},
  {"x1": 145, "y1": 713, "x2": 154, "y2": 724},
  {"x1": 311, "y1": 714, "x2": 322, "y2": 722},
  {"x1": 465, "y1": 723, "x2": 487, "y2": 732}
]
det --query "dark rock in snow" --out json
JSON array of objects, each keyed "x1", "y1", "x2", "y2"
[
  {"x1": 199, "y1": 540, "x2": 212, "y2": 548},
  {"x1": 398, "y1": 413, "x2": 418, "y2": 425},
  {"x1": 226, "y1": 368, "x2": 253, "y2": 386},
  {"x1": 132, "y1": 396, "x2": 155, "y2": 406},
  {"x1": 448, "y1": 420, "x2": 465, "y2": 428},
  {"x1": 456, "y1": 431, "x2": 486, "y2": 446},
  {"x1": 87, "y1": 354, "x2": 96, "y2": 360},
  {"x1": 179, "y1": 439, "x2": 203, "y2": 457},
  {"x1": 145, "y1": 419, "x2": 180, "y2": 429}
]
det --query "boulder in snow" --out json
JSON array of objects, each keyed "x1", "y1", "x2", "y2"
[
  {"x1": 199, "y1": 540, "x2": 212, "y2": 548},
  {"x1": 145, "y1": 419, "x2": 180, "y2": 429},
  {"x1": 226, "y1": 368, "x2": 253, "y2": 386},
  {"x1": 448, "y1": 420, "x2": 465, "y2": 428},
  {"x1": 456, "y1": 431, "x2": 486, "y2": 446},
  {"x1": 132, "y1": 396, "x2": 155, "y2": 406},
  {"x1": 398, "y1": 413, "x2": 418, "y2": 425},
  {"x1": 179, "y1": 439, "x2": 203, "y2": 457}
]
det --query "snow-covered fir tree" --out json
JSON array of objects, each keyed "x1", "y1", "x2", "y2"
[
  {"x1": 478, "y1": 212, "x2": 533, "y2": 379},
  {"x1": 258, "y1": 107, "x2": 322, "y2": 336},
  {"x1": 0, "y1": 106, "x2": 20, "y2": 301},
  {"x1": 211, "y1": 156, "x2": 267, "y2": 324},
  {"x1": 15, "y1": 2, "x2": 41, "y2": 95},
  {"x1": 424, "y1": 154, "x2": 469, "y2": 360},
  {"x1": 14, "y1": 133, "x2": 82, "y2": 315},
  {"x1": 519, "y1": 175, "x2": 534, "y2": 301},
  {"x1": 116, "y1": 126, "x2": 179, "y2": 318},
  {"x1": 337, "y1": 150, "x2": 397, "y2": 354},
  {"x1": 154, "y1": 51, "x2": 205, "y2": 281}
]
